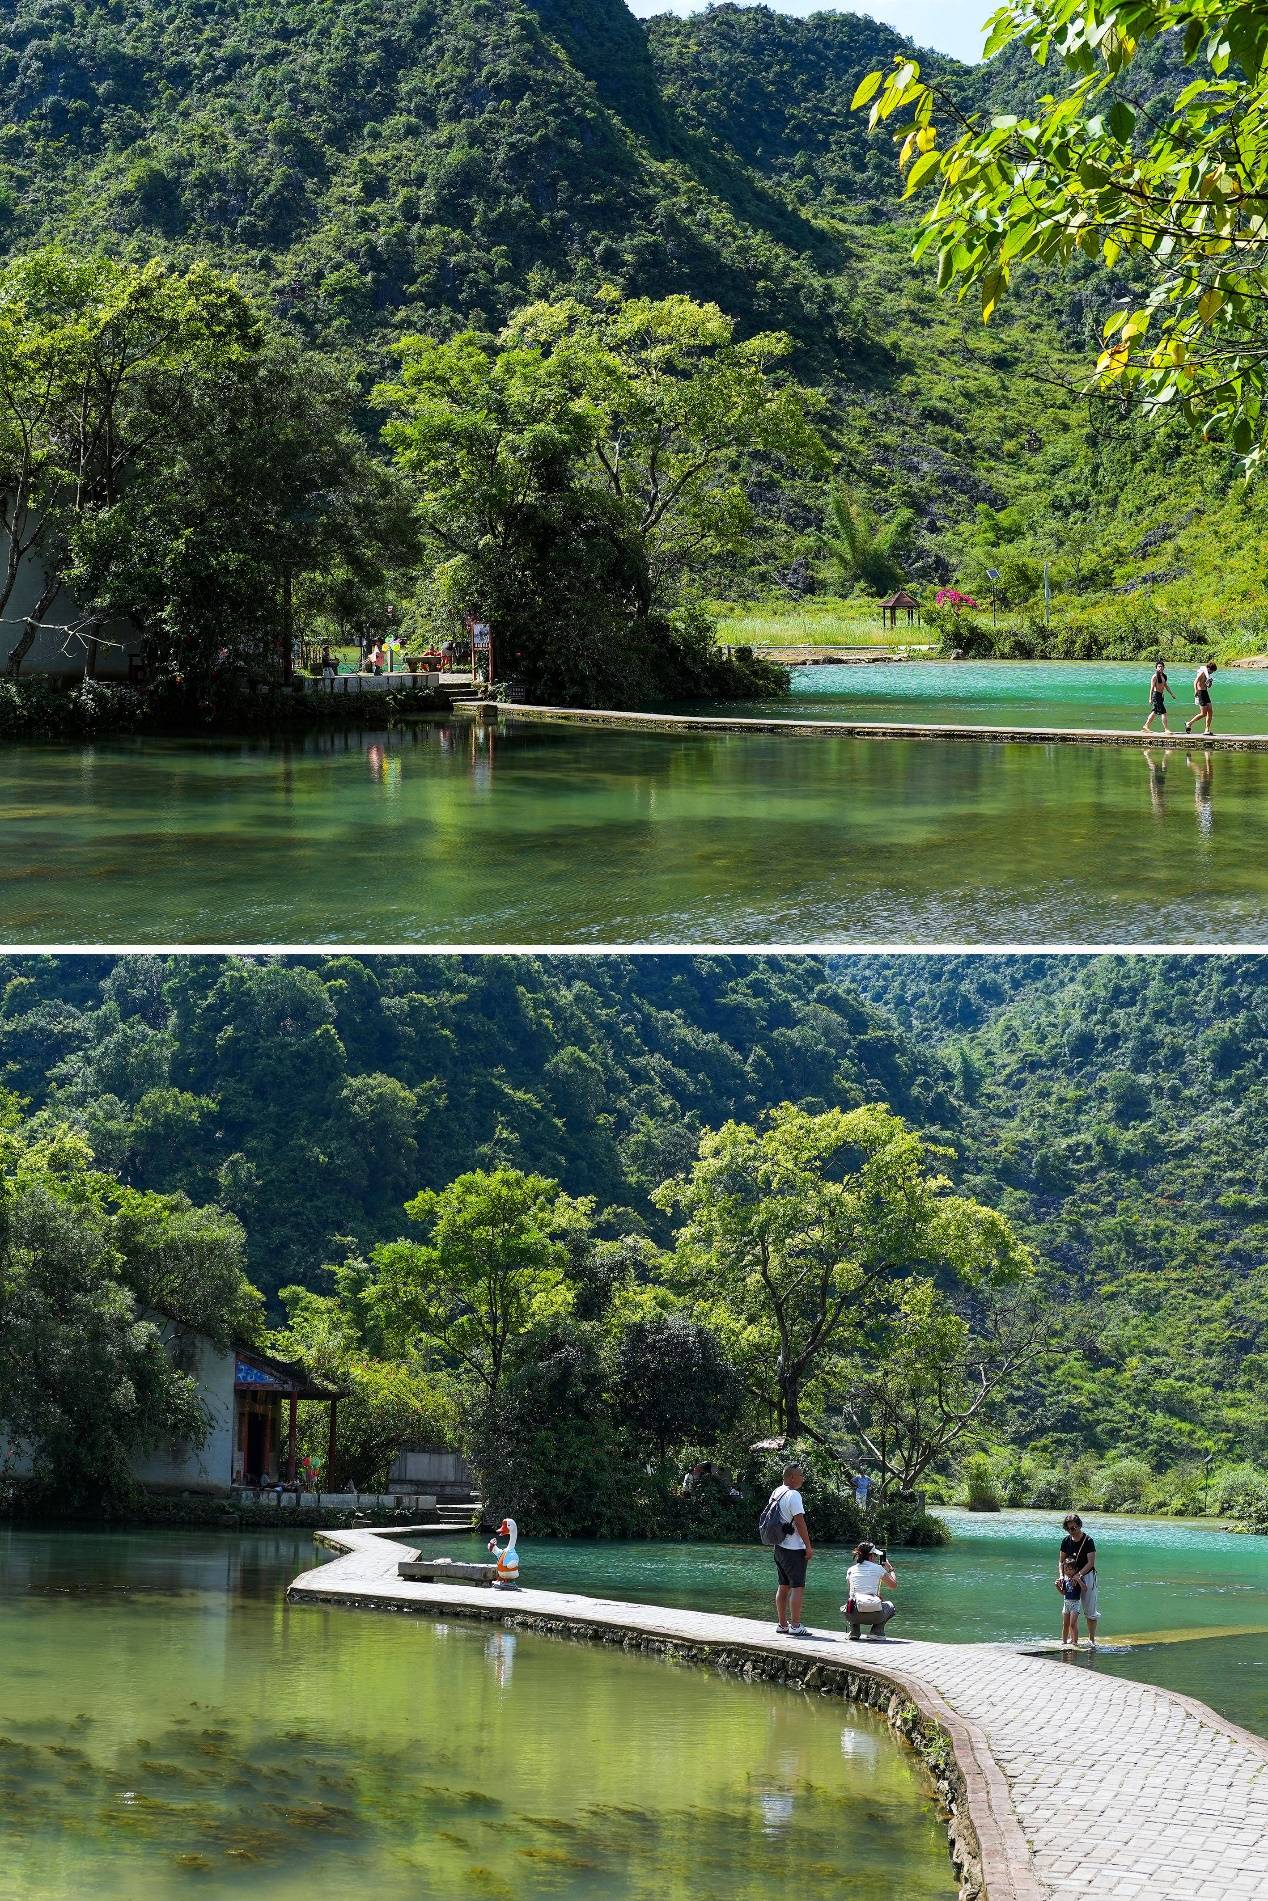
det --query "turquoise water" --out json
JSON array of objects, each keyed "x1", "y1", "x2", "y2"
[
  {"x1": 414, "y1": 1509, "x2": 1268, "y2": 1739},
  {"x1": 5, "y1": 717, "x2": 1268, "y2": 942},
  {"x1": 741, "y1": 660, "x2": 1268, "y2": 733},
  {"x1": 0, "y1": 1526, "x2": 954, "y2": 1901}
]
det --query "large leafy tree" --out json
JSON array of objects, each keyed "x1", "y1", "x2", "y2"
[
  {"x1": 833, "y1": 1280, "x2": 1042, "y2": 1495},
  {"x1": 368, "y1": 1168, "x2": 582, "y2": 1398},
  {"x1": 856, "y1": 3, "x2": 1268, "y2": 462},
  {"x1": 89, "y1": 336, "x2": 415, "y2": 690},
  {"x1": 273, "y1": 1268, "x2": 459, "y2": 1491},
  {"x1": 501, "y1": 293, "x2": 827, "y2": 597},
  {"x1": 376, "y1": 290, "x2": 824, "y2": 703},
  {"x1": 656, "y1": 1103, "x2": 1031, "y2": 1441},
  {"x1": 0, "y1": 1105, "x2": 259, "y2": 1498},
  {"x1": 0, "y1": 246, "x2": 413, "y2": 685},
  {"x1": 610, "y1": 1309, "x2": 745, "y2": 1464},
  {"x1": 0, "y1": 247, "x2": 258, "y2": 673}
]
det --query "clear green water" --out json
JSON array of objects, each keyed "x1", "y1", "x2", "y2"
[
  {"x1": 417, "y1": 1507, "x2": 1268, "y2": 1739},
  {"x1": 5, "y1": 716, "x2": 1268, "y2": 942},
  {"x1": 740, "y1": 660, "x2": 1268, "y2": 734},
  {"x1": 0, "y1": 1527, "x2": 953, "y2": 1901},
  {"x1": 5, "y1": 1513, "x2": 1266, "y2": 1901}
]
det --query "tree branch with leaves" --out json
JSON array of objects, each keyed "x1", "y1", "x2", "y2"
[
  {"x1": 831, "y1": 1281, "x2": 1043, "y2": 1495},
  {"x1": 855, "y1": 3, "x2": 1268, "y2": 464}
]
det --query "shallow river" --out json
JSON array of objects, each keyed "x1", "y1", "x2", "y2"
[
  {"x1": 4, "y1": 1511, "x2": 1266, "y2": 1898},
  {"x1": 742, "y1": 659, "x2": 1268, "y2": 734},
  {"x1": 0, "y1": 1526, "x2": 952, "y2": 1901},
  {"x1": 5, "y1": 712, "x2": 1268, "y2": 943}
]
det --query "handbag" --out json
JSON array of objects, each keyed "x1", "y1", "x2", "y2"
[{"x1": 850, "y1": 1592, "x2": 886, "y2": 1616}]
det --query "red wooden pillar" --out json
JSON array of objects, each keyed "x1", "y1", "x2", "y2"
[
  {"x1": 287, "y1": 1390, "x2": 298, "y2": 1485},
  {"x1": 326, "y1": 1398, "x2": 338, "y2": 1490}
]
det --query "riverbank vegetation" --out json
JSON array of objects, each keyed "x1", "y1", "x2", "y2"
[
  {"x1": 4, "y1": 955, "x2": 1268, "y2": 1534},
  {"x1": 711, "y1": 598, "x2": 929, "y2": 652},
  {"x1": 5, "y1": 0, "x2": 1268, "y2": 704},
  {"x1": 260, "y1": 1098, "x2": 1027, "y2": 1541}
]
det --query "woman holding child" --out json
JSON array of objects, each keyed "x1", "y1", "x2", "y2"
[{"x1": 1056, "y1": 1513, "x2": 1099, "y2": 1647}]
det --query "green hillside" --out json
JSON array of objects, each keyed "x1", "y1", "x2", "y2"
[
  {"x1": 0, "y1": 953, "x2": 947, "y2": 1297},
  {"x1": 855, "y1": 954, "x2": 1268, "y2": 1484},
  {"x1": 0, "y1": 0, "x2": 865, "y2": 360},
  {"x1": 4, "y1": 953, "x2": 1268, "y2": 1503},
  {"x1": 1, "y1": 0, "x2": 1261, "y2": 657}
]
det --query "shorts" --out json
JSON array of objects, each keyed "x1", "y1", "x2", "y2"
[
  {"x1": 774, "y1": 1545, "x2": 808, "y2": 1589},
  {"x1": 1197, "y1": 690, "x2": 1211, "y2": 708},
  {"x1": 1080, "y1": 1573, "x2": 1099, "y2": 1621},
  {"x1": 1151, "y1": 694, "x2": 1166, "y2": 715}
]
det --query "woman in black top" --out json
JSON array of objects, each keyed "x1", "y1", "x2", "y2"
[{"x1": 1057, "y1": 1513, "x2": 1099, "y2": 1645}]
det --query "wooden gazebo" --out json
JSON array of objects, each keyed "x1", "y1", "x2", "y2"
[
  {"x1": 879, "y1": 588, "x2": 921, "y2": 629},
  {"x1": 233, "y1": 1345, "x2": 344, "y2": 1489}
]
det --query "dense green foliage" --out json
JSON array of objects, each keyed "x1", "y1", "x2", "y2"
[
  {"x1": 861, "y1": 2, "x2": 1268, "y2": 462},
  {"x1": 7, "y1": 0, "x2": 1268, "y2": 662},
  {"x1": 377, "y1": 290, "x2": 815, "y2": 701},
  {"x1": 0, "y1": 1103, "x2": 259, "y2": 1501},
  {"x1": 0, "y1": 954, "x2": 944, "y2": 1298},
  {"x1": 0, "y1": 245, "x2": 413, "y2": 692},
  {"x1": 851, "y1": 953, "x2": 1268, "y2": 1510},
  {"x1": 6, "y1": 953, "x2": 1268, "y2": 1526}
]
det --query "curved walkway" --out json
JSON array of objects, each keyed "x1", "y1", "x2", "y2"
[
  {"x1": 289, "y1": 1528, "x2": 1268, "y2": 1901},
  {"x1": 493, "y1": 703, "x2": 1265, "y2": 750}
]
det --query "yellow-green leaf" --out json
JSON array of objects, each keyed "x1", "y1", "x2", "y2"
[{"x1": 851, "y1": 70, "x2": 883, "y2": 111}]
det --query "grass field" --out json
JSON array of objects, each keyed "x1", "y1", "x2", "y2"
[{"x1": 712, "y1": 597, "x2": 932, "y2": 649}]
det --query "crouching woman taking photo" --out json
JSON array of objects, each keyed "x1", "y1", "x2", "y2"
[{"x1": 843, "y1": 1542, "x2": 898, "y2": 1640}]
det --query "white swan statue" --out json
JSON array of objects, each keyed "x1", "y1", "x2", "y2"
[{"x1": 487, "y1": 1517, "x2": 520, "y2": 1589}]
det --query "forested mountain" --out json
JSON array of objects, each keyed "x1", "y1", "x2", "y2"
[
  {"x1": 855, "y1": 955, "x2": 1268, "y2": 1472},
  {"x1": 0, "y1": 0, "x2": 869, "y2": 360},
  {"x1": 0, "y1": 954, "x2": 948, "y2": 1295},
  {"x1": 7, "y1": 0, "x2": 1255, "y2": 624},
  {"x1": 5, "y1": 954, "x2": 1268, "y2": 1483}
]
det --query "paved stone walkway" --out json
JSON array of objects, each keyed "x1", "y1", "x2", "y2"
[
  {"x1": 289, "y1": 1529, "x2": 1268, "y2": 1901},
  {"x1": 501, "y1": 703, "x2": 1266, "y2": 751}
]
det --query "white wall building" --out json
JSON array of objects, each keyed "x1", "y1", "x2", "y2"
[
  {"x1": 2, "y1": 1327, "x2": 342, "y2": 1496},
  {"x1": 1, "y1": 529, "x2": 144, "y2": 680}
]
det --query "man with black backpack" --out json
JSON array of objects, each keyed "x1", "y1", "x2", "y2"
[{"x1": 760, "y1": 1461, "x2": 814, "y2": 1637}]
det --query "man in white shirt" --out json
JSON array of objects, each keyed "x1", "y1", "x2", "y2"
[
  {"x1": 770, "y1": 1461, "x2": 814, "y2": 1637},
  {"x1": 1185, "y1": 660, "x2": 1217, "y2": 735},
  {"x1": 843, "y1": 1542, "x2": 898, "y2": 1640}
]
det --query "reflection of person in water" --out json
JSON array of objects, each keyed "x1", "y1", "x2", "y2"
[
  {"x1": 1143, "y1": 749, "x2": 1167, "y2": 818},
  {"x1": 1187, "y1": 750, "x2": 1213, "y2": 838}
]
